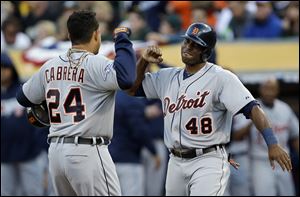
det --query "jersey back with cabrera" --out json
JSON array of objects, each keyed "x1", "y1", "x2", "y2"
[{"x1": 17, "y1": 10, "x2": 136, "y2": 196}]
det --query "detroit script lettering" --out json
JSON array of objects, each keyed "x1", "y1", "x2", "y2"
[{"x1": 163, "y1": 91, "x2": 210, "y2": 116}]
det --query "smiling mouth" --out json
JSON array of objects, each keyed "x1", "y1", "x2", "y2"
[{"x1": 183, "y1": 52, "x2": 192, "y2": 57}]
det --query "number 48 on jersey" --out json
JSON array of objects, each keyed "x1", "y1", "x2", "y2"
[{"x1": 185, "y1": 117, "x2": 212, "y2": 135}]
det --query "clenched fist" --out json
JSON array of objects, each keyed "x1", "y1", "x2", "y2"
[{"x1": 142, "y1": 46, "x2": 163, "y2": 64}]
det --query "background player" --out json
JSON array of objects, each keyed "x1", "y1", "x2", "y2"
[
  {"x1": 128, "y1": 22, "x2": 292, "y2": 196},
  {"x1": 109, "y1": 90, "x2": 161, "y2": 196},
  {"x1": 234, "y1": 77, "x2": 298, "y2": 196},
  {"x1": 224, "y1": 113, "x2": 253, "y2": 196},
  {"x1": 16, "y1": 10, "x2": 136, "y2": 196},
  {"x1": 1, "y1": 53, "x2": 46, "y2": 196}
]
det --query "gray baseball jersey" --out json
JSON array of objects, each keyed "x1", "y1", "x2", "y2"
[
  {"x1": 229, "y1": 114, "x2": 251, "y2": 154},
  {"x1": 22, "y1": 51, "x2": 120, "y2": 139},
  {"x1": 142, "y1": 63, "x2": 255, "y2": 149}
]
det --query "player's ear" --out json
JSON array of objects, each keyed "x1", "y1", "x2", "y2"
[{"x1": 94, "y1": 29, "x2": 100, "y2": 42}]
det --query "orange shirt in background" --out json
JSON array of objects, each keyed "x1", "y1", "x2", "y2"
[{"x1": 168, "y1": 1, "x2": 192, "y2": 30}]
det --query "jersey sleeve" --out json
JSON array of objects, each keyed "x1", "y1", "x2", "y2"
[
  {"x1": 142, "y1": 68, "x2": 176, "y2": 99},
  {"x1": 87, "y1": 55, "x2": 120, "y2": 91},
  {"x1": 142, "y1": 71, "x2": 161, "y2": 99},
  {"x1": 219, "y1": 71, "x2": 255, "y2": 115},
  {"x1": 22, "y1": 67, "x2": 45, "y2": 104}
]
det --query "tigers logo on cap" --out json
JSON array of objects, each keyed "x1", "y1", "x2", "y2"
[{"x1": 192, "y1": 27, "x2": 199, "y2": 35}]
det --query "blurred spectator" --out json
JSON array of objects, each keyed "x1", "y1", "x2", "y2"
[
  {"x1": 216, "y1": 1, "x2": 252, "y2": 40},
  {"x1": 146, "y1": 14, "x2": 183, "y2": 44},
  {"x1": 109, "y1": 91, "x2": 161, "y2": 196},
  {"x1": 191, "y1": 7, "x2": 208, "y2": 24},
  {"x1": 1, "y1": 16, "x2": 31, "y2": 52},
  {"x1": 77, "y1": 1, "x2": 95, "y2": 11},
  {"x1": 92, "y1": 1, "x2": 114, "y2": 24},
  {"x1": 20, "y1": 2, "x2": 64, "y2": 32},
  {"x1": 30, "y1": 20, "x2": 57, "y2": 46},
  {"x1": 99, "y1": 21, "x2": 113, "y2": 41},
  {"x1": 243, "y1": 1, "x2": 282, "y2": 39},
  {"x1": 281, "y1": 1, "x2": 299, "y2": 37},
  {"x1": 272, "y1": 1, "x2": 292, "y2": 19},
  {"x1": 120, "y1": 10, "x2": 151, "y2": 41},
  {"x1": 55, "y1": 4, "x2": 78, "y2": 42},
  {"x1": 191, "y1": 1, "x2": 217, "y2": 28},
  {"x1": 122, "y1": 1, "x2": 167, "y2": 32},
  {"x1": 1, "y1": 1, "x2": 14, "y2": 25},
  {"x1": 92, "y1": 2, "x2": 114, "y2": 41},
  {"x1": 166, "y1": 1, "x2": 192, "y2": 30},
  {"x1": 1, "y1": 53, "x2": 46, "y2": 196}
]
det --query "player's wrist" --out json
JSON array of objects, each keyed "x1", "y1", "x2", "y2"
[
  {"x1": 113, "y1": 27, "x2": 131, "y2": 41},
  {"x1": 261, "y1": 128, "x2": 278, "y2": 147},
  {"x1": 140, "y1": 55, "x2": 150, "y2": 65}
]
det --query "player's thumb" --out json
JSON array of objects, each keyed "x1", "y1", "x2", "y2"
[{"x1": 269, "y1": 159, "x2": 275, "y2": 170}]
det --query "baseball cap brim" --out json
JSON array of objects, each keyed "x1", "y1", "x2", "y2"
[{"x1": 181, "y1": 35, "x2": 208, "y2": 47}]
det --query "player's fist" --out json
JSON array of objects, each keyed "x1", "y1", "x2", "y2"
[
  {"x1": 113, "y1": 27, "x2": 131, "y2": 40},
  {"x1": 142, "y1": 45, "x2": 163, "y2": 64}
]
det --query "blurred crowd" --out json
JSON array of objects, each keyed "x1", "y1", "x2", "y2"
[
  {"x1": 1, "y1": 1, "x2": 299, "y2": 52},
  {"x1": 1, "y1": 1, "x2": 299, "y2": 196}
]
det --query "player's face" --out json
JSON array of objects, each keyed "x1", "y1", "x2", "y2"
[
  {"x1": 181, "y1": 38, "x2": 204, "y2": 66},
  {"x1": 259, "y1": 79, "x2": 279, "y2": 105}
]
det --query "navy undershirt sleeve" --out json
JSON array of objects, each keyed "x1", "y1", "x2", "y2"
[
  {"x1": 113, "y1": 33, "x2": 136, "y2": 90},
  {"x1": 238, "y1": 100, "x2": 260, "y2": 119},
  {"x1": 16, "y1": 85, "x2": 36, "y2": 107}
]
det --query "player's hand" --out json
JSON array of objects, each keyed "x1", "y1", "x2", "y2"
[
  {"x1": 142, "y1": 46, "x2": 163, "y2": 64},
  {"x1": 113, "y1": 27, "x2": 131, "y2": 40},
  {"x1": 145, "y1": 104, "x2": 162, "y2": 119},
  {"x1": 268, "y1": 144, "x2": 292, "y2": 172}
]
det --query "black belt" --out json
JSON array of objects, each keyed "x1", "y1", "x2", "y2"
[
  {"x1": 49, "y1": 137, "x2": 110, "y2": 145},
  {"x1": 170, "y1": 145, "x2": 224, "y2": 159}
]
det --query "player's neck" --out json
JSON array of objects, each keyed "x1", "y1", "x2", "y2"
[
  {"x1": 185, "y1": 62, "x2": 206, "y2": 74},
  {"x1": 71, "y1": 43, "x2": 94, "y2": 54}
]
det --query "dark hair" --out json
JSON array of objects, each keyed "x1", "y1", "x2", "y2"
[
  {"x1": 1, "y1": 16, "x2": 21, "y2": 32},
  {"x1": 67, "y1": 10, "x2": 99, "y2": 45}
]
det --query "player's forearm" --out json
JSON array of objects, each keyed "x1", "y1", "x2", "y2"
[
  {"x1": 114, "y1": 33, "x2": 136, "y2": 90},
  {"x1": 126, "y1": 57, "x2": 149, "y2": 96},
  {"x1": 250, "y1": 105, "x2": 278, "y2": 146},
  {"x1": 250, "y1": 105, "x2": 271, "y2": 131}
]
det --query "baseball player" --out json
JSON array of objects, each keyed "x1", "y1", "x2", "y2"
[
  {"x1": 224, "y1": 114, "x2": 252, "y2": 196},
  {"x1": 128, "y1": 22, "x2": 292, "y2": 196},
  {"x1": 16, "y1": 10, "x2": 136, "y2": 196},
  {"x1": 246, "y1": 78, "x2": 298, "y2": 195}
]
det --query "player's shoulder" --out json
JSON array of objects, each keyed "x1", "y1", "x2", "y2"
[
  {"x1": 88, "y1": 53, "x2": 111, "y2": 62},
  {"x1": 210, "y1": 63, "x2": 238, "y2": 81},
  {"x1": 274, "y1": 99, "x2": 293, "y2": 112},
  {"x1": 40, "y1": 55, "x2": 64, "y2": 69},
  {"x1": 158, "y1": 67, "x2": 182, "y2": 75}
]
